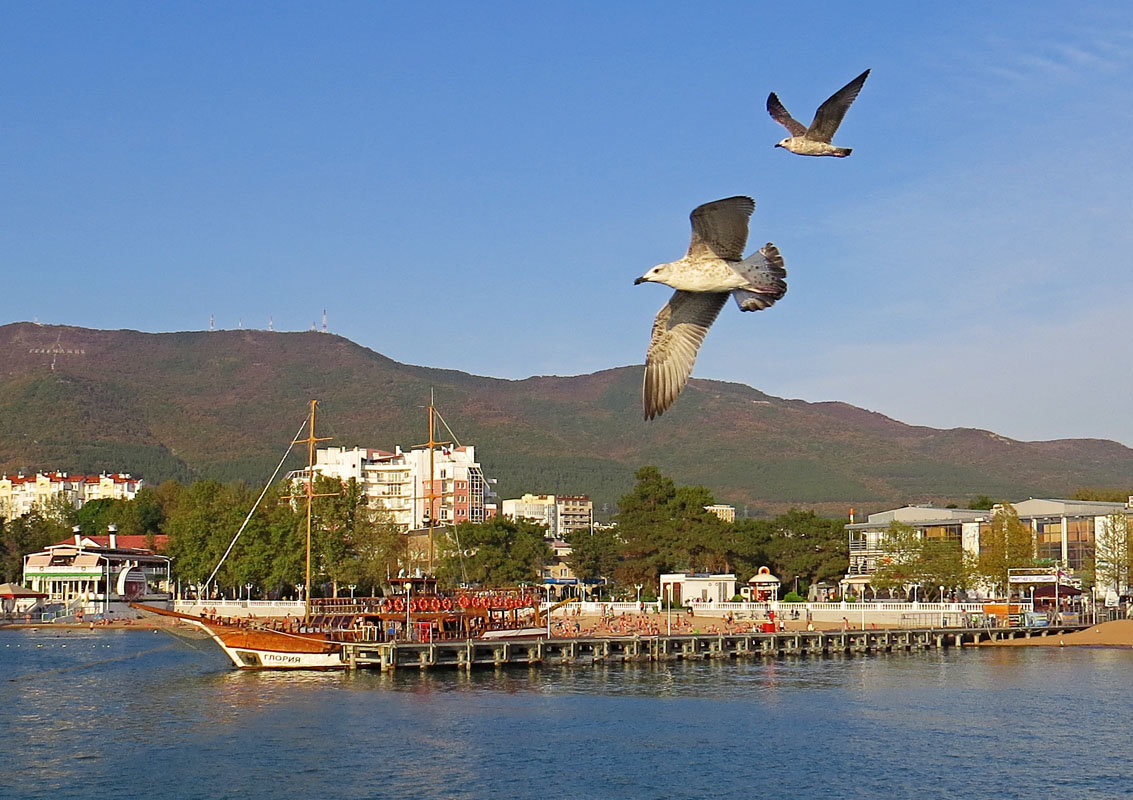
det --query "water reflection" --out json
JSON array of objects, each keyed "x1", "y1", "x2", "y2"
[{"x1": 5, "y1": 630, "x2": 1133, "y2": 799}]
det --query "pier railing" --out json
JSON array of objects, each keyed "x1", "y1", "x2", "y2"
[{"x1": 173, "y1": 599, "x2": 306, "y2": 617}]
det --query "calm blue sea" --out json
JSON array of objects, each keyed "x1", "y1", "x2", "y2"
[{"x1": 2, "y1": 627, "x2": 1132, "y2": 799}]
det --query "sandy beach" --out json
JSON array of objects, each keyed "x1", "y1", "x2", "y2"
[{"x1": 980, "y1": 619, "x2": 1133, "y2": 647}]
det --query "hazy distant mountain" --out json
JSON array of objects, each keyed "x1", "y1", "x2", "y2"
[{"x1": 2, "y1": 322, "x2": 1131, "y2": 518}]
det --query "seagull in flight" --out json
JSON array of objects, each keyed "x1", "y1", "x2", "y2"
[
  {"x1": 634, "y1": 196, "x2": 787, "y2": 420},
  {"x1": 767, "y1": 69, "x2": 870, "y2": 157}
]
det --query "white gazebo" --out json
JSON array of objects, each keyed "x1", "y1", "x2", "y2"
[{"x1": 743, "y1": 566, "x2": 781, "y2": 602}]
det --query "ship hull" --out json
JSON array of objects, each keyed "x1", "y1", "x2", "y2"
[{"x1": 134, "y1": 603, "x2": 347, "y2": 670}]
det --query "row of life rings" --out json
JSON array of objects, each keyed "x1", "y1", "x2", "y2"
[
  {"x1": 376, "y1": 594, "x2": 538, "y2": 613},
  {"x1": 378, "y1": 596, "x2": 455, "y2": 613},
  {"x1": 455, "y1": 594, "x2": 536, "y2": 610}
]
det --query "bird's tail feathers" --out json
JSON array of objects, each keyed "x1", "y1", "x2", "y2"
[{"x1": 733, "y1": 243, "x2": 787, "y2": 312}]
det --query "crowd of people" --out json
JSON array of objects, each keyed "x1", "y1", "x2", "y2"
[{"x1": 546, "y1": 607, "x2": 814, "y2": 638}]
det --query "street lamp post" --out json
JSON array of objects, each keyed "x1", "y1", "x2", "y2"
[
  {"x1": 794, "y1": 575, "x2": 799, "y2": 597},
  {"x1": 666, "y1": 583, "x2": 673, "y2": 636},
  {"x1": 545, "y1": 583, "x2": 552, "y2": 638},
  {"x1": 634, "y1": 583, "x2": 643, "y2": 607},
  {"x1": 245, "y1": 583, "x2": 253, "y2": 603},
  {"x1": 348, "y1": 584, "x2": 356, "y2": 599}
]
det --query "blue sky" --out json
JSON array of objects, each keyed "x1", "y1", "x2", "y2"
[{"x1": 5, "y1": 2, "x2": 1133, "y2": 445}]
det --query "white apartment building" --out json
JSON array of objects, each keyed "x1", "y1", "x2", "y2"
[
  {"x1": 502, "y1": 494, "x2": 556, "y2": 530},
  {"x1": 502, "y1": 493, "x2": 593, "y2": 537},
  {"x1": 705, "y1": 504, "x2": 736, "y2": 523},
  {"x1": 0, "y1": 472, "x2": 142, "y2": 519},
  {"x1": 296, "y1": 445, "x2": 494, "y2": 531}
]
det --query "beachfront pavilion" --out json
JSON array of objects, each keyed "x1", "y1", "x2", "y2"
[
  {"x1": 845, "y1": 498, "x2": 1133, "y2": 599},
  {"x1": 22, "y1": 532, "x2": 172, "y2": 617},
  {"x1": 1, "y1": 583, "x2": 47, "y2": 621}
]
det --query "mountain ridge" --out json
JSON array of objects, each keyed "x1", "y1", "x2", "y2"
[{"x1": 2, "y1": 321, "x2": 1131, "y2": 517}]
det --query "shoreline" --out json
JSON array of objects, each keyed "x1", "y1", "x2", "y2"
[
  {"x1": 978, "y1": 619, "x2": 1133, "y2": 647},
  {"x1": 8, "y1": 614, "x2": 1132, "y2": 647}
]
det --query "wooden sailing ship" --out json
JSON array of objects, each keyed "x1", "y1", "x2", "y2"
[{"x1": 137, "y1": 399, "x2": 543, "y2": 670}]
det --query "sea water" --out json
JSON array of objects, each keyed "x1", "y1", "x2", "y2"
[{"x1": 2, "y1": 627, "x2": 1132, "y2": 799}]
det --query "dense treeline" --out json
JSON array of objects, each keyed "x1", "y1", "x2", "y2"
[
  {"x1": 565, "y1": 466, "x2": 847, "y2": 599},
  {"x1": 434, "y1": 466, "x2": 848, "y2": 599},
  {"x1": 2, "y1": 465, "x2": 847, "y2": 599},
  {"x1": 0, "y1": 476, "x2": 404, "y2": 598}
]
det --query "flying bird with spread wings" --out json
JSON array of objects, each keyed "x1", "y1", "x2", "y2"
[
  {"x1": 767, "y1": 69, "x2": 870, "y2": 157},
  {"x1": 634, "y1": 196, "x2": 787, "y2": 420}
]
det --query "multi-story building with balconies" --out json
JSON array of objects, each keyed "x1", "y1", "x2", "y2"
[
  {"x1": 502, "y1": 493, "x2": 593, "y2": 537},
  {"x1": 0, "y1": 472, "x2": 142, "y2": 519},
  {"x1": 295, "y1": 445, "x2": 495, "y2": 532}
]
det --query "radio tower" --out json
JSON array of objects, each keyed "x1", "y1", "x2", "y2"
[
  {"x1": 268, "y1": 316, "x2": 274, "y2": 332},
  {"x1": 209, "y1": 314, "x2": 214, "y2": 332},
  {"x1": 321, "y1": 309, "x2": 328, "y2": 333}
]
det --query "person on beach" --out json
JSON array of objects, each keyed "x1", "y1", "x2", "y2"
[{"x1": 842, "y1": 617, "x2": 850, "y2": 631}]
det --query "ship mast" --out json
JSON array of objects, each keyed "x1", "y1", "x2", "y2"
[
  {"x1": 418, "y1": 392, "x2": 450, "y2": 573},
  {"x1": 296, "y1": 399, "x2": 332, "y2": 623}
]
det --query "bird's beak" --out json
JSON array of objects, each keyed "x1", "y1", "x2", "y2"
[
  {"x1": 774, "y1": 143, "x2": 782, "y2": 148},
  {"x1": 634, "y1": 276, "x2": 646, "y2": 285}
]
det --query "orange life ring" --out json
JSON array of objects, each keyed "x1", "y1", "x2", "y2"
[
  {"x1": 458, "y1": 595, "x2": 470, "y2": 609},
  {"x1": 508, "y1": 596, "x2": 518, "y2": 609},
  {"x1": 379, "y1": 598, "x2": 391, "y2": 611},
  {"x1": 474, "y1": 596, "x2": 486, "y2": 609},
  {"x1": 393, "y1": 597, "x2": 405, "y2": 612},
  {"x1": 442, "y1": 597, "x2": 454, "y2": 611},
  {"x1": 429, "y1": 597, "x2": 440, "y2": 612}
]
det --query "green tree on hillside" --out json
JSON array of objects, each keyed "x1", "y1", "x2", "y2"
[
  {"x1": 1072, "y1": 488, "x2": 1133, "y2": 503},
  {"x1": 870, "y1": 521, "x2": 970, "y2": 599},
  {"x1": 1095, "y1": 512, "x2": 1132, "y2": 596},
  {"x1": 612, "y1": 466, "x2": 729, "y2": 585},
  {"x1": 435, "y1": 517, "x2": 551, "y2": 587},
  {"x1": 726, "y1": 519, "x2": 773, "y2": 584},
  {"x1": 613, "y1": 466, "x2": 677, "y2": 585},
  {"x1": 0, "y1": 508, "x2": 73, "y2": 583},
  {"x1": 165, "y1": 480, "x2": 260, "y2": 592},
  {"x1": 763, "y1": 509, "x2": 847, "y2": 589},
  {"x1": 565, "y1": 526, "x2": 619, "y2": 582},
  {"x1": 974, "y1": 503, "x2": 1034, "y2": 597}
]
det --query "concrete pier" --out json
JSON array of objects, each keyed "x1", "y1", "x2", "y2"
[{"x1": 346, "y1": 624, "x2": 1083, "y2": 672}]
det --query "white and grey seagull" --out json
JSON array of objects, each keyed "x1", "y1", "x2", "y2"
[
  {"x1": 635, "y1": 196, "x2": 787, "y2": 420},
  {"x1": 767, "y1": 69, "x2": 870, "y2": 157}
]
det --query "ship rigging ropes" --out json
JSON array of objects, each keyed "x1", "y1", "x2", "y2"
[{"x1": 204, "y1": 414, "x2": 311, "y2": 589}]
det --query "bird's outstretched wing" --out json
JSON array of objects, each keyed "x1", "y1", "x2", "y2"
[
  {"x1": 643, "y1": 290, "x2": 729, "y2": 420},
  {"x1": 807, "y1": 68, "x2": 870, "y2": 143},
  {"x1": 686, "y1": 196, "x2": 754, "y2": 262},
  {"x1": 766, "y1": 93, "x2": 807, "y2": 137}
]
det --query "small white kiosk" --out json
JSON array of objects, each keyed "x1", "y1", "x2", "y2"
[{"x1": 742, "y1": 566, "x2": 781, "y2": 602}]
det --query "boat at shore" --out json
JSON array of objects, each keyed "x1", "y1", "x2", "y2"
[
  {"x1": 137, "y1": 400, "x2": 545, "y2": 670},
  {"x1": 135, "y1": 576, "x2": 544, "y2": 669}
]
